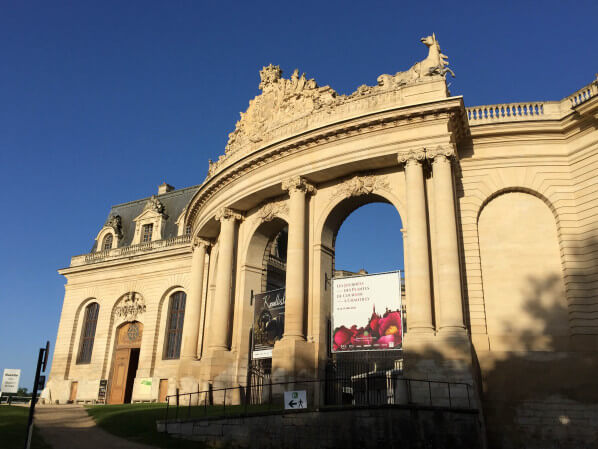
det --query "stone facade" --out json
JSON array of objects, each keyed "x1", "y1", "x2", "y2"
[{"x1": 47, "y1": 36, "x2": 598, "y2": 448}]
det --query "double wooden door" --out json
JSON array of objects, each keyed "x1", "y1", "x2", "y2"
[{"x1": 108, "y1": 322, "x2": 143, "y2": 404}]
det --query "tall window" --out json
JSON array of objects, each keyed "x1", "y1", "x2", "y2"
[
  {"x1": 142, "y1": 224, "x2": 153, "y2": 242},
  {"x1": 77, "y1": 302, "x2": 99, "y2": 364},
  {"x1": 102, "y1": 234, "x2": 113, "y2": 251},
  {"x1": 164, "y1": 291, "x2": 186, "y2": 359}
]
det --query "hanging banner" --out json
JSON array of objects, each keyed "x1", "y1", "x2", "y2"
[
  {"x1": 252, "y1": 288, "x2": 285, "y2": 359},
  {"x1": 332, "y1": 271, "x2": 402, "y2": 353}
]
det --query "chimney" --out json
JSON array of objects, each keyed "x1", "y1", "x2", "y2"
[{"x1": 158, "y1": 182, "x2": 175, "y2": 195}]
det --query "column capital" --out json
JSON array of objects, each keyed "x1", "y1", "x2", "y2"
[
  {"x1": 192, "y1": 237, "x2": 213, "y2": 250},
  {"x1": 428, "y1": 146, "x2": 456, "y2": 163},
  {"x1": 397, "y1": 149, "x2": 426, "y2": 166},
  {"x1": 214, "y1": 207, "x2": 244, "y2": 223},
  {"x1": 282, "y1": 176, "x2": 317, "y2": 196}
]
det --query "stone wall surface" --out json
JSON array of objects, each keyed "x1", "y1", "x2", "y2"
[{"x1": 159, "y1": 406, "x2": 483, "y2": 449}]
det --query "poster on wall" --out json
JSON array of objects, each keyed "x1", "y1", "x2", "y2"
[
  {"x1": 252, "y1": 288, "x2": 285, "y2": 359},
  {"x1": 332, "y1": 271, "x2": 402, "y2": 353}
]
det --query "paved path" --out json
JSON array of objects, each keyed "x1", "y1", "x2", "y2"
[{"x1": 34, "y1": 405, "x2": 155, "y2": 449}]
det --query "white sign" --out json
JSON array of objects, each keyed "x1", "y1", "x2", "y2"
[
  {"x1": 332, "y1": 271, "x2": 402, "y2": 353},
  {"x1": 1, "y1": 369, "x2": 21, "y2": 394},
  {"x1": 252, "y1": 348, "x2": 273, "y2": 359},
  {"x1": 284, "y1": 390, "x2": 307, "y2": 409}
]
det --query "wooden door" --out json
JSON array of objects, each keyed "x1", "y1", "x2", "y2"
[
  {"x1": 158, "y1": 379, "x2": 168, "y2": 402},
  {"x1": 69, "y1": 381, "x2": 78, "y2": 402},
  {"x1": 108, "y1": 348, "x2": 130, "y2": 404}
]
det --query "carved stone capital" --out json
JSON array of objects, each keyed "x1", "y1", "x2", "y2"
[
  {"x1": 255, "y1": 199, "x2": 289, "y2": 222},
  {"x1": 192, "y1": 237, "x2": 213, "y2": 250},
  {"x1": 427, "y1": 146, "x2": 456, "y2": 162},
  {"x1": 215, "y1": 207, "x2": 244, "y2": 223},
  {"x1": 333, "y1": 174, "x2": 390, "y2": 198},
  {"x1": 282, "y1": 176, "x2": 316, "y2": 196},
  {"x1": 397, "y1": 150, "x2": 426, "y2": 166}
]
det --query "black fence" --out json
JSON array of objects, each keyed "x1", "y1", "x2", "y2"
[{"x1": 164, "y1": 375, "x2": 474, "y2": 424}]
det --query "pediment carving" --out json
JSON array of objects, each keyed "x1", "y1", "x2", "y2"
[
  {"x1": 104, "y1": 214, "x2": 123, "y2": 239},
  {"x1": 143, "y1": 195, "x2": 167, "y2": 217},
  {"x1": 114, "y1": 292, "x2": 146, "y2": 321},
  {"x1": 255, "y1": 199, "x2": 289, "y2": 222}
]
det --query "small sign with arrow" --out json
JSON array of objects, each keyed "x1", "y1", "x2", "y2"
[{"x1": 284, "y1": 390, "x2": 307, "y2": 410}]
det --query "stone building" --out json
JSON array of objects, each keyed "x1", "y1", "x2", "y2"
[{"x1": 47, "y1": 35, "x2": 598, "y2": 448}]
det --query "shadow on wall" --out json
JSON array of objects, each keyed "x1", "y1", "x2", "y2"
[{"x1": 413, "y1": 235, "x2": 598, "y2": 449}]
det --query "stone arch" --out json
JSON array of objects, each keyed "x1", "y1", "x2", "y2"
[{"x1": 477, "y1": 190, "x2": 569, "y2": 350}]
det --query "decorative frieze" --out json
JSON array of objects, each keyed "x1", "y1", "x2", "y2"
[{"x1": 333, "y1": 174, "x2": 390, "y2": 198}]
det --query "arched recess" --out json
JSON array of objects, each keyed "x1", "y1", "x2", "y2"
[
  {"x1": 65, "y1": 297, "x2": 99, "y2": 379},
  {"x1": 236, "y1": 217, "x2": 289, "y2": 360},
  {"x1": 477, "y1": 190, "x2": 569, "y2": 351},
  {"x1": 314, "y1": 191, "x2": 405, "y2": 360}
]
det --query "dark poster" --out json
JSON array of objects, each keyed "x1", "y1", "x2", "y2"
[{"x1": 252, "y1": 288, "x2": 285, "y2": 359}]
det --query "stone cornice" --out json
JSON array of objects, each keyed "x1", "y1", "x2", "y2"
[{"x1": 187, "y1": 97, "x2": 466, "y2": 227}]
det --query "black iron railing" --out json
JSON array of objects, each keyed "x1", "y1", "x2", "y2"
[{"x1": 164, "y1": 375, "x2": 474, "y2": 425}]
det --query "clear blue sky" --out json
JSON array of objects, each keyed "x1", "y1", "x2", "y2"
[{"x1": 1, "y1": 0, "x2": 596, "y2": 390}]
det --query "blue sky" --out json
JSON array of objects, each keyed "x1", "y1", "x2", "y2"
[{"x1": 1, "y1": 0, "x2": 596, "y2": 390}]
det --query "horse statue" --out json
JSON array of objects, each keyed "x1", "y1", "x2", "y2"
[{"x1": 377, "y1": 33, "x2": 455, "y2": 88}]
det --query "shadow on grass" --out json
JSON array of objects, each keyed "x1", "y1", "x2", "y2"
[{"x1": 0, "y1": 405, "x2": 51, "y2": 449}]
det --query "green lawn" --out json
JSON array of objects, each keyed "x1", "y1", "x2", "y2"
[
  {"x1": 86, "y1": 403, "x2": 204, "y2": 449},
  {"x1": 0, "y1": 405, "x2": 52, "y2": 449}
]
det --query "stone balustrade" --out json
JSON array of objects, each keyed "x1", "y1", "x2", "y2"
[
  {"x1": 70, "y1": 234, "x2": 192, "y2": 267},
  {"x1": 467, "y1": 78, "x2": 597, "y2": 125}
]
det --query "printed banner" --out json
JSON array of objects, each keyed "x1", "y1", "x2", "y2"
[
  {"x1": 252, "y1": 288, "x2": 285, "y2": 359},
  {"x1": 332, "y1": 271, "x2": 402, "y2": 353}
]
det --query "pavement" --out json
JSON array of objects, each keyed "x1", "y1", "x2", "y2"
[{"x1": 34, "y1": 405, "x2": 155, "y2": 449}]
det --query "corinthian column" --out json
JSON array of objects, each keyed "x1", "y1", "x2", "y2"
[
  {"x1": 210, "y1": 207, "x2": 243, "y2": 351},
  {"x1": 398, "y1": 151, "x2": 434, "y2": 333},
  {"x1": 180, "y1": 237, "x2": 210, "y2": 361},
  {"x1": 431, "y1": 148, "x2": 465, "y2": 332},
  {"x1": 281, "y1": 176, "x2": 316, "y2": 341}
]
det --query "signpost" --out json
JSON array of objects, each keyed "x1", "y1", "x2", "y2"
[
  {"x1": 331, "y1": 271, "x2": 403, "y2": 353},
  {"x1": 284, "y1": 390, "x2": 307, "y2": 410},
  {"x1": 1, "y1": 369, "x2": 21, "y2": 395},
  {"x1": 24, "y1": 341, "x2": 50, "y2": 449}
]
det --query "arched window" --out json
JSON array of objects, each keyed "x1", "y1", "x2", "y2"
[
  {"x1": 164, "y1": 291, "x2": 186, "y2": 359},
  {"x1": 77, "y1": 302, "x2": 99, "y2": 364},
  {"x1": 102, "y1": 234, "x2": 113, "y2": 251}
]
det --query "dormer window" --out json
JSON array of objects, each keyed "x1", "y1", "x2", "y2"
[
  {"x1": 102, "y1": 234, "x2": 113, "y2": 251},
  {"x1": 142, "y1": 224, "x2": 153, "y2": 243}
]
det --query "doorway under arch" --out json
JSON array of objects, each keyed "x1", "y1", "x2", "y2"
[{"x1": 108, "y1": 321, "x2": 143, "y2": 404}]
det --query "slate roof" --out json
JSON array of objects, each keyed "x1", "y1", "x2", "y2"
[{"x1": 91, "y1": 184, "x2": 201, "y2": 252}]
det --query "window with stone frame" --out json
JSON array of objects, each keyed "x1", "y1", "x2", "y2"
[
  {"x1": 141, "y1": 223, "x2": 153, "y2": 242},
  {"x1": 164, "y1": 291, "x2": 186, "y2": 359},
  {"x1": 77, "y1": 302, "x2": 100, "y2": 364},
  {"x1": 102, "y1": 233, "x2": 113, "y2": 251}
]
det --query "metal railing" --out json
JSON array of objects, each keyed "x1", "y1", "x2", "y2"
[{"x1": 163, "y1": 375, "x2": 474, "y2": 425}]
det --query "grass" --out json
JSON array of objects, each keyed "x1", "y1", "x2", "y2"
[
  {"x1": 0, "y1": 405, "x2": 52, "y2": 449},
  {"x1": 86, "y1": 403, "x2": 204, "y2": 449}
]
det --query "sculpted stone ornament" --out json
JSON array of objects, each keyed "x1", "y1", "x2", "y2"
[
  {"x1": 225, "y1": 65, "x2": 338, "y2": 155},
  {"x1": 333, "y1": 175, "x2": 390, "y2": 198},
  {"x1": 215, "y1": 207, "x2": 244, "y2": 222},
  {"x1": 144, "y1": 195, "x2": 167, "y2": 217},
  {"x1": 255, "y1": 199, "x2": 289, "y2": 222},
  {"x1": 377, "y1": 33, "x2": 455, "y2": 89},
  {"x1": 114, "y1": 292, "x2": 146, "y2": 321},
  {"x1": 282, "y1": 176, "x2": 316, "y2": 195},
  {"x1": 192, "y1": 237, "x2": 212, "y2": 249},
  {"x1": 104, "y1": 214, "x2": 123, "y2": 239},
  {"x1": 397, "y1": 150, "x2": 427, "y2": 165},
  {"x1": 427, "y1": 146, "x2": 456, "y2": 161}
]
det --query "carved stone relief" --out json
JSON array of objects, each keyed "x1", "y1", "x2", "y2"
[
  {"x1": 114, "y1": 292, "x2": 146, "y2": 321},
  {"x1": 333, "y1": 174, "x2": 390, "y2": 198}
]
